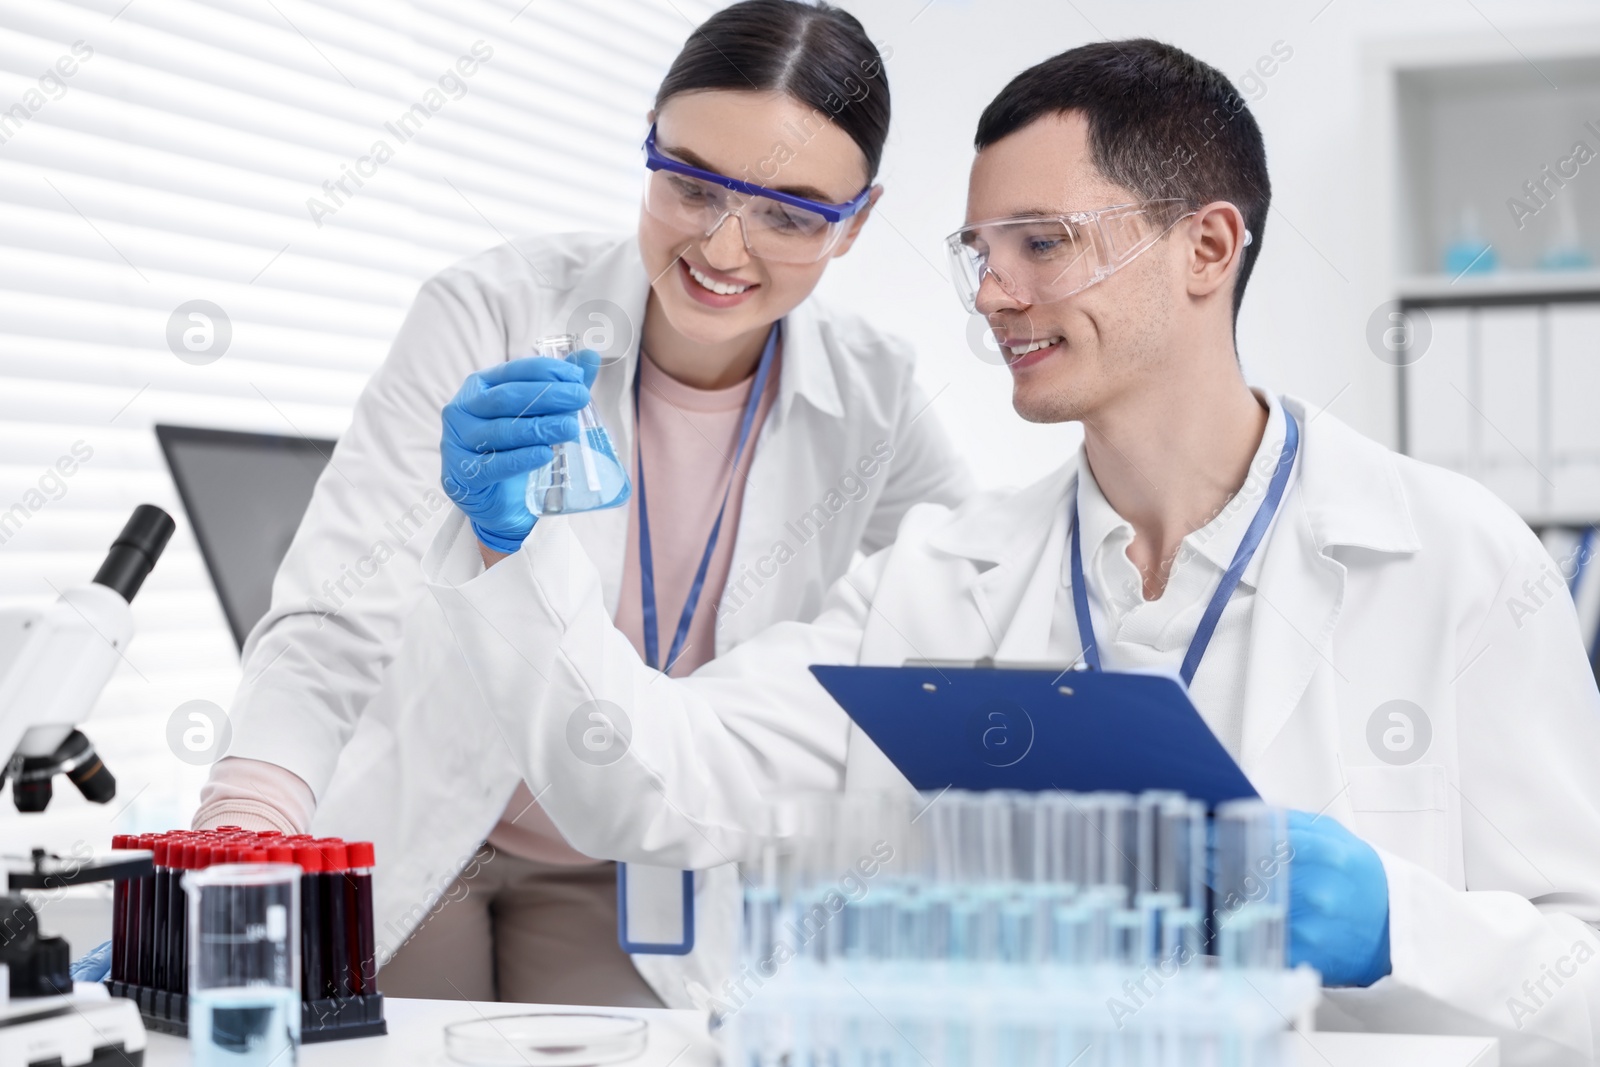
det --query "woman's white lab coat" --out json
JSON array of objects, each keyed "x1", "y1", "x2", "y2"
[
  {"x1": 222, "y1": 232, "x2": 973, "y2": 1004},
  {"x1": 413, "y1": 393, "x2": 1600, "y2": 1065}
]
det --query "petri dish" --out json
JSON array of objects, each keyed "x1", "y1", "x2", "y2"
[{"x1": 444, "y1": 1013, "x2": 649, "y2": 1067}]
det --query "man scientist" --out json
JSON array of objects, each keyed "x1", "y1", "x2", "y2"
[{"x1": 408, "y1": 38, "x2": 1600, "y2": 1063}]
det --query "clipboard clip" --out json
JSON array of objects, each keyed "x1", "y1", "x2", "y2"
[{"x1": 903, "y1": 657, "x2": 1097, "y2": 671}]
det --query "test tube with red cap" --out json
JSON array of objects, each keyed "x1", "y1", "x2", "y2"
[
  {"x1": 334, "y1": 844, "x2": 374, "y2": 998},
  {"x1": 343, "y1": 842, "x2": 375, "y2": 995},
  {"x1": 293, "y1": 841, "x2": 324, "y2": 1001},
  {"x1": 316, "y1": 839, "x2": 351, "y2": 999},
  {"x1": 136, "y1": 833, "x2": 157, "y2": 987},
  {"x1": 153, "y1": 837, "x2": 172, "y2": 991},
  {"x1": 110, "y1": 834, "x2": 131, "y2": 983}
]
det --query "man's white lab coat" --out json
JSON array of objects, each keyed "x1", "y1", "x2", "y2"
[
  {"x1": 414, "y1": 393, "x2": 1600, "y2": 1065},
  {"x1": 222, "y1": 231, "x2": 971, "y2": 1001}
]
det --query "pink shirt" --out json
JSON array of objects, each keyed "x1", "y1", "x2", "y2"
[{"x1": 196, "y1": 345, "x2": 782, "y2": 867}]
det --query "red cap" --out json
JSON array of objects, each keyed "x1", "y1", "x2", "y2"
[
  {"x1": 316, "y1": 840, "x2": 347, "y2": 871},
  {"x1": 265, "y1": 845, "x2": 295, "y2": 864},
  {"x1": 136, "y1": 833, "x2": 156, "y2": 850},
  {"x1": 171, "y1": 843, "x2": 189, "y2": 871},
  {"x1": 257, "y1": 830, "x2": 283, "y2": 839},
  {"x1": 111, "y1": 834, "x2": 128, "y2": 850},
  {"x1": 242, "y1": 848, "x2": 269, "y2": 863},
  {"x1": 192, "y1": 844, "x2": 211, "y2": 869},
  {"x1": 153, "y1": 840, "x2": 170, "y2": 866},
  {"x1": 292, "y1": 844, "x2": 324, "y2": 873},
  {"x1": 346, "y1": 842, "x2": 375, "y2": 868},
  {"x1": 215, "y1": 825, "x2": 243, "y2": 833},
  {"x1": 286, "y1": 834, "x2": 315, "y2": 842}
]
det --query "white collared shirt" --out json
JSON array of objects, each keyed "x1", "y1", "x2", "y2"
[{"x1": 1047, "y1": 390, "x2": 1295, "y2": 757}]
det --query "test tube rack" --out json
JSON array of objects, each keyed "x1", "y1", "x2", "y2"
[
  {"x1": 106, "y1": 830, "x2": 387, "y2": 1043},
  {"x1": 725, "y1": 790, "x2": 1318, "y2": 1067}
]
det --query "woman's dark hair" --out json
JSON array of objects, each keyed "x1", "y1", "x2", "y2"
[
  {"x1": 655, "y1": 0, "x2": 890, "y2": 182},
  {"x1": 976, "y1": 39, "x2": 1270, "y2": 320}
]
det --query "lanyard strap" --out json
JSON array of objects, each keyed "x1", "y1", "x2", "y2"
[
  {"x1": 634, "y1": 323, "x2": 780, "y2": 673},
  {"x1": 1069, "y1": 409, "x2": 1300, "y2": 687}
]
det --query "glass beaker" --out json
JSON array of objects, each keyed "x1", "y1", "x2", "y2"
[
  {"x1": 523, "y1": 334, "x2": 632, "y2": 517},
  {"x1": 186, "y1": 863, "x2": 300, "y2": 1067}
]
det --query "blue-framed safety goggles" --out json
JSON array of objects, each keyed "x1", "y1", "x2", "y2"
[{"x1": 642, "y1": 124, "x2": 872, "y2": 264}]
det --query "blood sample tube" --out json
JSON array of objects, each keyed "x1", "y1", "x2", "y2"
[
  {"x1": 110, "y1": 834, "x2": 130, "y2": 984},
  {"x1": 173, "y1": 841, "x2": 193, "y2": 995},
  {"x1": 344, "y1": 842, "x2": 375, "y2": 996},
  {"x1": 293, "y1": 843, "x2": 324, "y2": 1003},
  {"x1": 317, "y1": 840, "x2": 350, "y2": 999},
  {"x1": 153, "y1": 839, "x2": 172, "y2": 991},
  {"x1": 187, "y1": 841, "x2": 216, "y2": 996},
  {"x1": 136, "y1": 833, "x2": 157, "y2": 988}
]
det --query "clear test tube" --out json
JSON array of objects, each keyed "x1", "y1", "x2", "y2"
[
  {"x1": 1050, "y1": 894, "x2": 1090, "y2": 966},
  {"x1": 1213, "y1": 800, "x2": 1289, "y2": 969},
  {"x1": 1003, "y1": 791, "x2": 1047, "y2": 884},
  {"x1": 844, "y1": 791, "x2": 907, "y2": 962},
  {"x1": 1160, "y1": 907, "x2": 1204, "y2": 969},
  {"x1": 913, "y1": 791, "x2": 959, "y2": 963},
  {"x1": 1136, "y1": 792, "x2": 1207, "y2": 965},
  {"x1": 1042, "y1": 791, "x2": 1089, "y2": 889},
  {"x1": 742, "y1": 799, "x2": 789, "y2": 968},
  {"x1": 1109, "y1": 908, "x2": 1148, "y2": 967},
  {"x1": 1084, "y1": 792, "x2": 1137, "y2": 895}
]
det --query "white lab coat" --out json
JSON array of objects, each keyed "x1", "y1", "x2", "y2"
[
  {"x1": 414, "y1": 392, "x2": 1600, "y2": 1064},
  {"x1": 252, "y1": 232, "x2": 972, "y2": 1003}
]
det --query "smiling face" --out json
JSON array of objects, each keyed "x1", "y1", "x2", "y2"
[
  {"x1": 638, "y1": 90, "x2": 878, "y2": 351},
  {"x1": 967, "y1": 111, "x2": 1191, "y2": 425}
]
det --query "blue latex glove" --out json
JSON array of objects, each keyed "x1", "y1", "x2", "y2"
[
  {"x1": 1287, "y1": 809, "x2": 1392, "y2": 987},
  {"x1": 440, "y1": 351, "x2": 599, "y2": 553},
  {"x1": 70, "y1": 938, "x2": 112, "y2": 983}
]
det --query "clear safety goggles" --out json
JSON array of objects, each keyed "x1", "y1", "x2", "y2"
[
  {"x1": 642, "y1": 125, "x2": 873, "y2": 265},
  {"x1": 946, "y1": 199, "x2": 1241, "y2": 312}
]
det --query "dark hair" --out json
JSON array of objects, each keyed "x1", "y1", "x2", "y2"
[
  {"x1": 655, "y1": 0, "x2": 891, "y2": 182},
  {"x1": 975, "y1": 39, "x2": 1270, "y2": 319}
]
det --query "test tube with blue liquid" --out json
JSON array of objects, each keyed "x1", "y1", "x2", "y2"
[{"x1": 523, "y1": 334, "x2": 631, "y2": 517}]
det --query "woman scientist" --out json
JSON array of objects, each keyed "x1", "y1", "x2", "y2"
[{"x1": 193, "y1": 0, "x2": 970, "y2": 1010}]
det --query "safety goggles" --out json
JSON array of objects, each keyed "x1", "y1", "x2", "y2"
[
  {"x1": 946, "y1": 199, "x2": 1230, "y2": 312},
  {"x1": 642, "y1": 125, "x2": 873, "y2": 265}
]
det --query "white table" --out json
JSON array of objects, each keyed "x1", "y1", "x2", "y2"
[
  {"x1": 141, "y1": 1000, "x2": 718, "y2": 1066},
  {"x1": 139, "y1": 999, "x2": 1496, "y2": 1066}
]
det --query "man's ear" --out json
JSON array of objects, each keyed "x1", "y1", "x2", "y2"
[
  {"x1": 829, "y1": 185, "x2": 885, "y2": 259},
  {"x1": 1185, "y1": 200, "x2": 1249, "y2": 301}
]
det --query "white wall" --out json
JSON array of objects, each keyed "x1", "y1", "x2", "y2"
[{"x1": 814, "y1": 0, "x2": 1600, "y2": 489}]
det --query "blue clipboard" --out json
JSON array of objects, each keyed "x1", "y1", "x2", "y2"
[{"x1": 810, "y1": 663, "x2": 1257, "y2": 808}]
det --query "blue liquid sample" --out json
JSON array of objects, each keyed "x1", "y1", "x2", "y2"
[
  {"x1": 190, "y1": 986, "x2": 299, "y2": 1067},
  {"x1": 527, "y1": 418, "x2": 632, "y2": 517}
]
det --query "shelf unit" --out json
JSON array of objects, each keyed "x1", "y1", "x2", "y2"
[{"x1": 1367, "y1": 27, "x2": 1600, "y2": 528}]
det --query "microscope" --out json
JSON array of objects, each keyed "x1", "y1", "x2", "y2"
[{"x1": 0, "y1": 504, "x2": 175, "y2": 1065}]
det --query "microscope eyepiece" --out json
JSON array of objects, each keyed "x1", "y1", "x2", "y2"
[{"x1": 91, "y1": 504, "x2": 175, "y2": 603}]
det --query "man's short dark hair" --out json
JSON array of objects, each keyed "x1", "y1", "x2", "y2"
[{"x1": 975, "y1": 39, "x2": 1270, "y2": 320}]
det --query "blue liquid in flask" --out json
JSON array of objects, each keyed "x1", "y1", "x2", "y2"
[
  {"x1": 524, "y1": 334, "x2": 632, "y2": 517},
  {"x1": 190, "y1": 986, "x2": 299, "y2": 1067}
]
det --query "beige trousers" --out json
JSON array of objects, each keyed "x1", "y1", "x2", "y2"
[{"x1": 378, "y1": 847, "x2": 664, "y2": 1007}]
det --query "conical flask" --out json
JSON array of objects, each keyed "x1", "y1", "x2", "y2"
[{"x1": 524, "y1": 334, "x2": 632, "y2": 517}]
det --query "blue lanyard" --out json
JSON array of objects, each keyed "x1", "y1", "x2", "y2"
[
  {"x1": 1068, "y1": 409, "x2": 1300, "y2": 687},
  {"x1": 633, "y1": 323, "x2": 780, "y2": 673}
]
